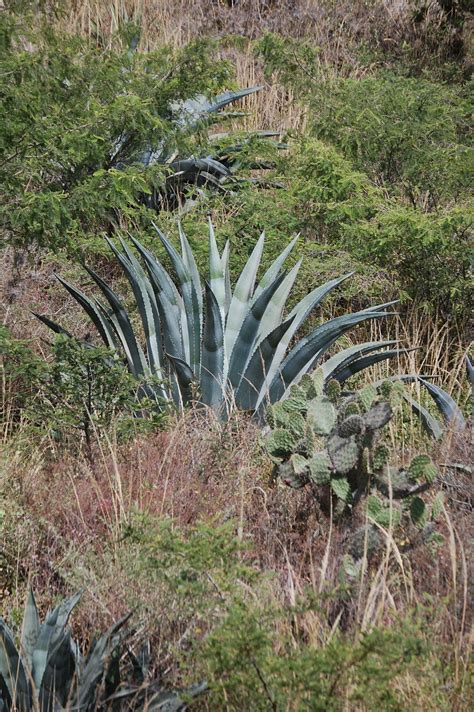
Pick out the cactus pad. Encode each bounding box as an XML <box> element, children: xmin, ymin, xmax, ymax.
<box><xmin>358</xmin><ymin>384</ymin><xmax>377</xmax><ymax>411</ymax></box>
<box><xmin>410</xmin><ymin>496</ymin><xmax>427</xmax><ymax>528</ymax></box>
<box><xmin>277</xmin><ymin>456</ymin><xmax>309</xmax><ymax>488</ymax></box>
<box><xmin>373</xmin><ymin>444</ymin><xmax>390</xmax><ymax>471</ymax></box>
<box><xmin>408</xmin><ymin>455</ymin><xmax>437</xmax><ymax>483</ymax></box>
<box><xmin>330</xmin><ymin>475</ymin><xmax>352</xmax><ymax>502</ymax></box>
<box><xmin>308</xmin><ymin>452</ymin><xmax>331</xmax><ymax>485</ymax></box>
<box><xmin>364</xmin><ymin>401</ymin><xmax>392</xmax><ymax>430</ymax></box>
<box><xmin>299</xmin><ymin>373</ymin><xmax>315</xmax><ymax>399</ymax></box>
<box><xmin>267</xmin><ymin>402</ymin><xmax>289</xmax><ymax>428</ymax></box>
<box><xmin>325</xmin><ymin>378</ymin><xmax>341</xmax><ymax>402</ymax></box>
<box><xmin>366</xmin><ymin>495</ymin><xmax>401</xmax><ymax>527</ymax></box>
<box><xmin>286</xmin><ymin>412</ymin><xmax>306</xmax><ymax>438</ymax></box>
<box><xmin>282</xmin><ymin>392</ymin><xmax>307</xmax><ymax>415</ymax></box>
<box><xmin>307</xmin><ymin>396</ymin><xmax>336</xmax><ymax>435</ymax></box>
<box><xmin>342</xmin><ymin>400</ymin><xmax>360</xmax><ymax>418</ymax></box>
<box><xmin>348</xmin><ymin>525</ymin><xmax>381</xmax><ymax>559</ymax></box>
<box><xmin>310</xmin><ymin>367</ymin><xmax>325</xmax><ymax>397</ymax></box>
<box><xmin>379</xmin><ymin>380</ymin><xmax>394</xmax><ymax>398</ymax></box>
<box><xmin>327</xmin><ymin>434</ymin><xmax>360</xmax><ymax>474</ymax></box>
<box><xmin>338</xmin><ymin>414</ymin><xmax>364</xmax><ymax>437</ymax></box>
<box><xmin>265</xmin><ymin>428</ymin><xmax>296</xmax><ymax>458</ymax></box>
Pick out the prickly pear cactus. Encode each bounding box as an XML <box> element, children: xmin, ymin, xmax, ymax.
<box><xmin>363</xmin><ymin>401</ymin><xmax>392</xmax><ymax>430</ymax></box>
<box><xmin>338</xmin><ymin>414</ymin><xmax>364</xmax><ymax>438</ymax></box>
<box><xmin>263</xmin><ymin>377</ymin><xmax>438</xmax><ymax>530</ymax></box>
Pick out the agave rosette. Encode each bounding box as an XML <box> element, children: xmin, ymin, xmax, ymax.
<box><xmin>36</xmin><ymin>221</ymin><xmax>412</xmax><ymax>420</ymax></box>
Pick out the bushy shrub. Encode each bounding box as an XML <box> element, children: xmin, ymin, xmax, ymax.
<box><xmin>304</xmin><ymin>75</ymin><xmax>473</xmax><ymax>207</ymax></box>
<box><xmin>0</xmin><ymin>11</ymin><xmax>241</xmax><ymax>253</ymax></box>
<box><xmin>345</xmin><ymin>203</ymin><xmax>473</xmax><ymax>313</ymax></box>
<box><xmin>1</xmin><ymin>329</ymin><xmax>163</xmax><ymax>445</ymax></box>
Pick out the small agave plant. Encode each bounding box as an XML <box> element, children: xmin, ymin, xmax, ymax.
<box><xmin>0</xmin><ymin>589</ymin><xmax>205</xmax><ymax>711</ymax></box>
<box><xmin>35</xmin><ymin>221</ymin><xmax>413</xmax><ymax>420</ymax></box>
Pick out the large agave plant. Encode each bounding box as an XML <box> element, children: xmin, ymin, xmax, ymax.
<box><xmin>36</xmin><ymin>222</ymin><xmax>415</xmax><ymax>419</ymax></box>
<box><xmin>0</xmin><ymin>589</ymin><xmax>205</xmax><ymax>711</ymax></box>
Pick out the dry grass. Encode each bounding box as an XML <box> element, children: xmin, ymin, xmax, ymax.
<box><xmin>0</xmin><ymin>406</ymin><xmax>472</xmax><ymax>707</ymax></box>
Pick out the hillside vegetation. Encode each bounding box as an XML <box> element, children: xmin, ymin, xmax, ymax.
<box><xmin>1</xmin><ymin>1</ymin><xmax>472</xmax><ymax>710</ymax></box>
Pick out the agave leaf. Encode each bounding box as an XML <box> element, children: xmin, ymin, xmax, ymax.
<box><xmin>174</xmin><ymin>86</ymin><xmax>262</xmax><ymax>127</ymax></box>
<box><xmin>200</xmin><ymin>283</ymin><xmax>225</xmax><ymax>410</ymax></box>
<box><xmin>166</xmin><ymin>353</ymin><xmax>194</xmax><ymax>406</ymax></box>
<box><xmin>288</xmin><ymin>274</ymin><xmax>355</xmax><ymax>324</ymax></box>
<box><xmin>169</xmin><ymin>157</ymin><xmax>230</xmax><ymax>178</ymax></box>
<box><xmin>31</xmin><ymin>312</ymin><xmax>73</xmax><ymax>338</ymax></box>
<box><xmin>73</xmin><ymin>613</ymin><xmax>131</xmax><ymax>712</ymax></box>
<box><xmin>84</xmin><ymin>267</ymin><xmax>148</xmax><ymax>378</ymax></box>
<box><xmin>321</xmin><ymin>341</ymin><xmax>398</xmax><ymax>380</ymax></box>
<box><xmin>107</xmin><ymin>238</ymin><xmax>164</xmax><ymax>376</ymax></box>
<box><xmin>224</xmin><ymin>232</ymin><xmax>265</xmax><ymax>364</ymax></box>
<box><xmin>208</xmin><ymin>218</ymin><xmax>226</xmax><ymax>321</ymax></box>
<box><xmin>253</xmin><ymin>274</ymin><xmax>354</xmax><ymax>410</ymax></box>
<box><xmin>269</xmin><ymin>310</ymin><xmax>392</xmax><ymax>403</ymax></box>
<box><xmin>333</xmin><ymin>347</ymin><xmax>418</xmax><ymax>384</ymax></box>
<box><xmin>152</xmin><ymin>290</ymin><xmax>184</xmax><ymax>363</ymax></box>
<box><xmin>252</xmin><ymin>235</ymin><xmax>298</xmax><ymax>301</ymax></box>
<box><xmin>220</xmin><ymin>240</ymin><xmax>232</xmax><ymax>315</ymax></box>
<box><xmin>403</xmin><ymin>393</ymin><xmax>444</xmax><ymax>440</ymax></box>
<box><xmin>39</xmin><ymin>629</ymin><xmax>76</xmax><ymax>710</ymax></box>
<box><xmin>153</xmin><ymin>222</ymin><xmax>201</xmax><ymax>374</ymax></box>
<box><xmin>131</xmin><ymin>239</ymin><xmax>186</xmax><ymax>363</ymax></box>
<box><xmin>228</xmin><ymin>271</ymin><xmax>287</xmax><ymax>390</ymax></box>
<box><xmin>54</xmin><ymin>274</ymin><xmax>117</xmax><ymax>350</ymax></box>
<box><xmin>256</xmin><ymin>259</ymin><xmax>302</xmax><ymax>343</ymax></box>
<box><xmin>178</xmin><ymin>223</ymin><xmax>203</xmax><ymax>323</ymax></box>
<box><xmin>418</xmin><ymin>378</ymin><xmax>466</xmax><ymax>429</ymax></box>
<box><xmin>20</xmin><ymin>589</ymin><xmax>40</xmax><ymax>674</ymax></box>
<box><xmin>0</xmin><ymin>620</ymin><xmax>30</xmax><ymax>709</ymax></box>
<box><xmin>32</xmin><ymin>591</ymin><xmax>83</xmax><ymax>694</ymax></box>
<box><xmin>130</xmin><ymin>235</ymin><xmax>189</xmax><ymax>359</ymax></box>
<box><xmin>236</xmin><ymin>314</ymin><xmax>297</xmax><ymax>411</ymax></box>
<box><xmin>129</xmin><ymin>236</ymin><xmax>184</xmax><ymax>313</ymax></box>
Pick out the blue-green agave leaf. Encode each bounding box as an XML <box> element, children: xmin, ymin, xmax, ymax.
<box><xmin>200</xmin><ymin>283</ymin><xmax>225</xmax><ymax>410</ymax></box>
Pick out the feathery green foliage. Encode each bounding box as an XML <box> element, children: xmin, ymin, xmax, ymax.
<box><xmin>0</xmin><ymin>12</ymin><xmax>275</xmax><ymax>253</ymax></box>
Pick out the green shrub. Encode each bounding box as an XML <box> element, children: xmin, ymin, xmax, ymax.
<box><xmin>304</xmin><ymin>74</ymin><xmax>473</xmax><ymax>206</ymax></box>
<box><xmin>1</xmin><ymin>11</ymin><xmax>267</xmax><ymax>254</ymax></box>
<box><xmin>345</xmin><ymin>203</ymin><xmax>473</xmax><ymax>313</ymax></box>
<box><xmin>0</xmin><ymin>329</ymin><xmax>163</xmax><ymax>445</ymax></box>
<box><xmin>116</xmin><ymin>515</ymin><xmax>451</xmax><ymax>710</ymax></box>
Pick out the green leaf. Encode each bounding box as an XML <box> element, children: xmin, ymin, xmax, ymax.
<box><xmin>269</xmin><ymin>309</ymin><xmax>393</xmax><ymax>403</ymax></box>
<box><xmin>227</xmin><ymin>271</ymin><xmax>287</xmax><ymax>390</ymax></box>
<box><xmin>366</xmin><ymin>495</ymin><xmax>401</xmax><ymax>527</ymax></box>
<box><xmin>224</xmin><ymin>232</ymin><xmax>265</xmax><ymax>366</ymax></box>
<box><xmin>0</xmin><ymin>620</ymin><xmax>30</xmax><ymax>708</ymax></box>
